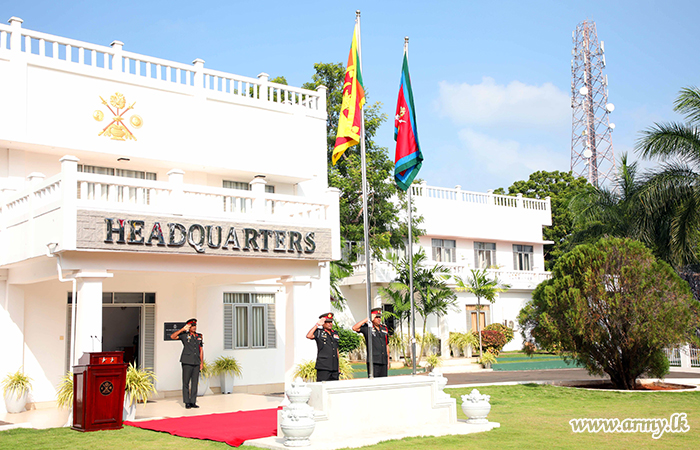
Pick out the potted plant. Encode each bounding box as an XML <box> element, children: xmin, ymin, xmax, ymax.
<box><xmin>213</xmin><ymin>356</ymin><xmax>242</xmax><ymax>394</ymax></box>
<box><xmin>292</xmin><ymin>356</ymin><xmax>356</xmax><ymax>382</ymax></box>
<box><xmin>56</xmin><ymin>372</ymin><xmax>73</xmax><ymax>426</ymax></box>
<box><xmin>197</xmin><ymin>359</ymin><xmax>213</xmax><ymax>397</ymax></box>
<box><xmin>2</xmin><ymin>368</ymin><xmax>32</xmax><ymax>413</ymax></box>
<box><xmin>425</xmin><ymin>354</ymin><xmax>443</xmax><ymax>373</ymax></box>
<box><xmin>448</xmin><ymin>332</ymin><xmax>462</xmax><ymax>358</ymax></box>
<box><xmin>123</xmin><ymin>363</ymin><xmax>157</xmax><ymax>421</ymax></box>
<box><xmin>478</xmin><ymin>350</ymin><xmax>498</xmax><ymax>369</ymax></box>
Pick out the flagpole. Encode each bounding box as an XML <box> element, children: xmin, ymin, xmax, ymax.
<box><xmin>403</xmin><ymin>36</ymin><xmax>417</xmax><ymax>376</ymax></box>
<box><xmin>356</xmin><ymin>10</ymin><xmax>374</xmax><ymax>378</ymax></box>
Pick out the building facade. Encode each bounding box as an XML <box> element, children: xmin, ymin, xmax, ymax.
<box><xmin>338</xmin><ymin>182</ymin><xmax>552</xmax><ymax>355</ymax></box>
<box><xmin>0</xmin><ymin>18</ymin><xmax>338</xmax><ymax>411</ymax></box>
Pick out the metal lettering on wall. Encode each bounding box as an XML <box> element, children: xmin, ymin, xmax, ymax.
<box><xmin>76</xmin><ymin>210</ymin><xmax>331</xmax><ymax>260</ymax></box>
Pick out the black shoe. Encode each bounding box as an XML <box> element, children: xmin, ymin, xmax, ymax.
<box><xmin>185</xmin><ymin>403</ymin><xmax>192</xmax><ymax>409</ymax></box>
<box><xmin>191</xmin><ymin>403</ymin><xmax>200</xmax><ymax>408</ymax></box>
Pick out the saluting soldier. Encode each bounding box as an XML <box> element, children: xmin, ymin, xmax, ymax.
<box><xmin>170</xmin><ymin>318</ymin><xmax>204</xmax><ymax>409</ymax></box>
<box><xmin>306</xmin><ymin>312</ymin><xmax>340</xmax><ymax>381</ymax></box>
<box><xmin>352</xmin><ymin>307</ymin><xmax>390</xmax><ymax>377</ymax></box>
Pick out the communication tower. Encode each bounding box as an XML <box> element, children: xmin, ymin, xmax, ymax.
<box><xmin>570</xmin><ymin>20</ymin><xmax>616</xmax><ymax>187</ymax></box>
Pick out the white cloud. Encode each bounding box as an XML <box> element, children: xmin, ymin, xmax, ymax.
<box><xmin>458</xmin><ymin>129</ymin><xmax>569</xmax><ymax>179</ymax></box>
<box><xmin>437</xmin><ymin>77</ymin><xmax>570</xmax><ymax>129</ymax></box>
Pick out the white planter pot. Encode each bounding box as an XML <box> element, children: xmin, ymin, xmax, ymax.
<box><xmin>123</xmin><ymin>393</ymin><xmax>136</xmax><ymax>421</ymax></box>
<box><xmin>280</xmin><ymin>378</ymin><xmax>315</xmax><ymax>447</ymax></box>
<box><xmin>220</xmin><ymin>373</ymin><xmax>234</xmax><ymax>394</ymax></box>
<box><xmin>461</xmin><ymin>389</ymin><xmax>491</xmax><ymax>424</ymax></box>
<box><xmin>451</xmin><ymin>345</ymin><xmax>461</xmax><ymax>358</ymax></box>
<box><xmin>4</xmin><ymin>390</ymin><xmax>28</xmax><ymax>413</ymax></box>
<box><xmin>197</xmin><ymin>376</ymin><xmax>209</xmax><ymax>396</ymax></box>
<box><xmin>466</xmin><ymin>346</ymin><xmax>473</xmax><ymax>358</ymax></box>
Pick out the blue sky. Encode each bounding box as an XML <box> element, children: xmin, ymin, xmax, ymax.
<box><xmin>3</xmin><ymin>0</ymin><xmax>698</xmax><ymax>192</ymax></box>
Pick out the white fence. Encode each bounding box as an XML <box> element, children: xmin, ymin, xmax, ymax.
<box><xmin>0</xmin><ymin>18</ymin><xmax>323</xmax><ymax>114</ymax></box>
<box><xmin>664</xmin><ymin>345</ymin><xmax>699</xmax><ymax>368</ymax></box>
<box><xmin>411</xmin><ymin>183</ymin><xmax>550</xmax><ymax>212</ymax></box>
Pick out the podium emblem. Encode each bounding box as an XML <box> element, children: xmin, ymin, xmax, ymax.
<box><xmin>99</xmin><ymin>381</ymin><xmax>114</xmax><ymax>396</ymax></box>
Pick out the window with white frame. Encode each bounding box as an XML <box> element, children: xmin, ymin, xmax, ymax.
<box><xmin>513</xmin><ymin>244</ymin><xmax>534</xmax><ymax>271</ymax></box>
<box><xmin>223</xmin><ymin>293</ymin><xmax>276</xmax><ymax>349</ymax></box>
<box><xmin>432</xmin><ymin>239</ymin><xmax>456</xmax><ymax>263</ymax></box>
<box><xmin>222</xmin><ymin>181</ymin><xmax>275</xmax><ymax>213</ymax></box>
<box><xmin>474</xmin><ymin>242</ymin><xmax>496</xmax><ymax>269</ymax></box>
<box><xmin>77</xmin><ymin>164</ymin><xmax>157</xmax><ymax>203</ymax></box>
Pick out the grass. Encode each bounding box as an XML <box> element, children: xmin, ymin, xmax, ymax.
<box><xmin>1</xmin><ymin>384</ymin><xmax>698</xmax><ymax>449</ymax></box>
<box><xmin>492</xmin><ymin>350</ymin><xmax>582</xmax><ymax>371</ymax></box>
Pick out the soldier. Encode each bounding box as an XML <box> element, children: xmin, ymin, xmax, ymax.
<box><xmin>352</xmin><ymin>307</ymin><xmax>390</xmax><ymax>377</ymax></box>
<box><xmin>306</xmin><ymin>312</ymin><xmax>340</xmax><ymax>381</ymax></box>
<box><xmin>170</xmin><ymin>318</ymin><xmax>204</xmax><ymax>409</ymax></box>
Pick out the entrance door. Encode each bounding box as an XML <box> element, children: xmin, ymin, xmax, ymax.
<box><xmin>66</xmin><ymin>292</ymin><xmax>155</xmax><ymax>372</ymax></box>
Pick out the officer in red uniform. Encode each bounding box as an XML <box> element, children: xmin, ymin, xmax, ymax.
<box><xmin>352</xmin><ymin>307</ymin><xmax>389</xmax><ymax>377</ymax></box>
<box><xmin>306</xmin><ymin>312</ymin><xmax>340</xmax><ymax>381</ymax></box>
<box><xmin>170</xmin><ymin>318</ymin><xmax>204</xmax><ymax>409</ymax></box>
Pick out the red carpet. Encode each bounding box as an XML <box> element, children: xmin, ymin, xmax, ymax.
<box><xmin>125</xmin><ymin>407</ymin><xmax>281</xmax><ymax>447</ymax></box>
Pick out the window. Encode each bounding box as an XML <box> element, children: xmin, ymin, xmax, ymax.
<box><xmin>432</xmin><ymin>239</ymin><xmax>456</xmax><ymax>262</ymax></box>
<box><xmin>513</xmin><ymin>244</ymin><xmax>534</xmax><ymax>271</ymax></box>
<box><xmin>466</xmin><ymin>305</ymin><xmax>490</xmax><ymax>331</ymax></box>
<box><xmin>223</xmin><ymin>293</ymin><xmax>276</xmax><ymax>349</ymax></box>
<box><xmin>222</xmin><ymin>181</ymin><xmax>275</xmax><ymax>213</ymax></box>
<box><xmin>474</xmin><ymin>242</ymin><xmax>496</xmax><ymax>269</ymax></box>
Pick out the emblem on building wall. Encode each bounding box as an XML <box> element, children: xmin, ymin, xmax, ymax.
<box><xmin>93</xmin><ymin>92</ymin><xmax>143</xmax><ymax>141</ymax></box>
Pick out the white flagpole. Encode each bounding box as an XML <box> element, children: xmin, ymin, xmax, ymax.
<box><xmin>403</xmin><ymin>37</ymin><xmax>417</xmax><ymax>376</ymax></box>
<box><xmin>356</xmin><ymin>10</ymin><xmax>374</xmax><ymax>378</ymax></box>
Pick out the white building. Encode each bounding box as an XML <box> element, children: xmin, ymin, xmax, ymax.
<box><xmin>0</xmin><ymin>18</ymin><xmax>338</xmax><ymax>411</ymax></box>
<box><xmin>339</xmin><ymin>182</ymin><xmax>552</xmax><ymax>354</ymax></box>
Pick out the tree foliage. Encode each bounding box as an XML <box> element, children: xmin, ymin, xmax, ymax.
<box><xmin>495</xmin><ymin>170</ymin><xmax>591</xmax><ymax>270</ymax></box>
<box><xmin>519</xmin><ymin>237</ymin><xmax>699</xmax><ymax>390</ymax></box>
<box><xmin>635</xmin><ymin>86</ymin><xmax>700</xmax><ymax>268</ymax></box>
<box><xmin>302</xmin><ymin>62</ymin><xmax>422</xmax><ymax>251</ymax></box>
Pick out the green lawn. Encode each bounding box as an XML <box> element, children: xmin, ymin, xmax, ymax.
<box><xmin>2</xmin><ymin>384</ymin><xmax>698</xmax><ymax>449</ymax></box>
<box><xmin>492</xmin><ymin>351</ymin><xmax>582</xmax><ymax>371</ymax></box>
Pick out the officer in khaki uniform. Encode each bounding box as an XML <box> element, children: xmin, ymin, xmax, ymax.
<box><xmin>352</xmin><ymin>307</ymin><xmax>389</xmax><ymax>377</ymax></box>
<box><xmin>170</xmin><ymin>318</ymin><xmax>204</xmax><ymax>408</ymax></box>
<box><xmin>306</xmin><ymin>312</ymin><xmax>340</xmax><ymax>381</ymax></box>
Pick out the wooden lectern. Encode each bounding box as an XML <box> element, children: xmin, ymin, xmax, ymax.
<box><xmin>72</xmin><ymin>351</ymin><xmax>128</xmax><ymax>432</ymax></box>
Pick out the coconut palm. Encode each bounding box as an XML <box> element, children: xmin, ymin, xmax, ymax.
<box><xmin>635</xmin><ymin>86</ymin><xmax>700</xmax><ymax>268</ymax></box>
<box><xmin>455</xmin><ymin>269</ymin><xmax>510</xmax><ymax>360</ymax></box>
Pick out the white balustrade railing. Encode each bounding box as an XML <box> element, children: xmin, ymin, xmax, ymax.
<box><xmin>411</xmin><ymin>183</ymin><xmax>550</xmax><ymax>212</ymax></box>
<box><xmin>691</xmin><ymin>347</ymin><xmax>700</xmax><ymax>368</ymax></box>
<box><xmin>664</xmin><ymin>347</ymin><xmax>681</xmax><ymax>367</ymax></box>
<box><xmin>1</xmin><ymin>171</ymin><xmax>333</xmax><ymax>229</ymax></box>
<box><xmin>0</xmin><ymin>19</ymin><xmax>323</xmax><ymax>112</ymax></box>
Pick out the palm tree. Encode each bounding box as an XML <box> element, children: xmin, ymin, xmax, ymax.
<box><xmin>385</xmin><ymin>251</ymin><xmax>457</xmax><ymax>363</ymax></box>
<box><xmin>635</xmin><ymin>86</ymin><xmax>700</xmax><ymax>268</ymax></box>
<box><xmin>456</xmin><ymin>269</ymin><xmax>510</xmax><ymax>360</ymax></box>
<box><xmin>378</xmin><ymin>282</ymin><xmax>412</xmax><ymax>359</ymax></box>
<box><xmin>330</xmin><ymin>260</ymin><xmax>353</xmax><ymax>310</ymax></box>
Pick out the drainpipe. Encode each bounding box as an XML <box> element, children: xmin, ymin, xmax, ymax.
<box><xmin>46</xmin><ymin>243</ymin><xmax>77</xmax><ymax>370</ymax></box>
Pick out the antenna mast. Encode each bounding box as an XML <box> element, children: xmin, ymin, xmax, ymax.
<box><xmin>570</xmin><ymin>20</ymin><xmax>616</xmax><ymax>187</ymax></box>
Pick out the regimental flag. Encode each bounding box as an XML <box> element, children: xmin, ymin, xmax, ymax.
<box><xmin>333</xmin><ymin>24</ymin><xmax>366</xmax><ymax>165</ymax></box>
<box><xmin>393</xmin><ymin>50</ymin><xmax>423</xmax><ymax>191</ymax></box>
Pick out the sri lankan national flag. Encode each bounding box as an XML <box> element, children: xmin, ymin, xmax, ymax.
<box><xmin>332</xmin><ymin>24</ymin><xmax>366</xmax><ymax>165</ymax></box>
<box><xmin>394</xmin><ymin>49</ymin><xmax>423</xmax><ymax>191</ymax></box>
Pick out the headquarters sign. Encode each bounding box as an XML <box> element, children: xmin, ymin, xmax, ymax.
<box><xmin>76</xmin><ymin>210</ymin><xmax>331</xmax><ymax>260</ymax></box>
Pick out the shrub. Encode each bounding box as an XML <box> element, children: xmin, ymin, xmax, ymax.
<box><xmin>425</xmin><ymin>354</ymin><xmax>442</xmax><ymax>371</ymax></box>
<box><xmin>522</xmin><ymin>341</ymin><xmax>537</xmax><ymax>357</ymax></box>
<box><xmin>292</xmin><ymin>356</ymin><xmax>355</xmax><ymax>382</ymax></box>
<box><xmin>519</xmin><ymin>237</ymin><xmax>700</xmax><ymax>390</ymax></box>
<box><xmin>484</xmin><ymin>323</ymin><xmax>514</xmax><ymax>344</ymax></box>
<box><xmin>337</xmin><ymin>326</ymin><xmax>361</xmax><ymax>354</ymax></box>
<box><xmin>480</xmin><ymin>329</ymin><xmax>507</xmax><ymax>356</ymax></box>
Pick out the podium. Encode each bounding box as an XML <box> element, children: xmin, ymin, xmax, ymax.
<box><xmin>72</xmin><ymin>351</ymin><xmax>128</xmax><ymax>432</ymax></box>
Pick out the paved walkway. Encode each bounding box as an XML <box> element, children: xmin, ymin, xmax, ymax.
<box><xmin>445</xmin><ymin>367</ymin><xmax>700</xmax><ymax>387</ymax></box>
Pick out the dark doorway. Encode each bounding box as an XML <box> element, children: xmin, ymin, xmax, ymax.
<box><xmin>102</xmin><ymin>306</ymin><xmax>141</xmax><ymax>366</ymax></box>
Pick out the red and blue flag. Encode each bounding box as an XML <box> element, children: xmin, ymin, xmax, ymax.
<box><xmin>393</xmin><ymin>50</ymin><xmax>423</xmax><ymax>191</ymax></box>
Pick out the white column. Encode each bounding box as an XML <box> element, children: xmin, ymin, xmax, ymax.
<box><xmin>60</xmin><ymin>155</ymin><xmax>79</xmax><ymax>250</ymax></box>
<box><xmin>0</xmin><ymin>274</ymin><xmax>24</xmax><ymax>414</ymax></box>
<box><xmin>258</xmin><ymin>72</ymin><xmax>269</xmax><ymax>101</ymax></box>
<box><xmin>192</xmin><ymin>58</ymin><xmax>205</xmax><ymax>94</ymax></box>
<box><xmin>316</xmin><ymin>85</ymin><xmax>327</xmax><ymax>112</ymax></box>
<box><xmin>326</xmin><ymin>187</ymin><xmax>341</xmax><ymax>260</ymax></box>
<box><xmin>73</xmin><ymin>271</ymin><xmax>113</xmax><ymax>364</ymax></box>
<box><xmin>280</xmin><ymin>274</ymin><xmax>330</xmax><ymax>384</ymax></box>
<box><xmin>250</xmin><ymin>175</ymin><xmax>267</xmax><ymax>218</ymax></box>
<box><xmin>7</xmin><ymin>17</ymin><xmax>27</xmax><ymax>143</ymax></box>
<box><xmin>167</xmin><ymin>169</ymin><xmax>185</xmax><ymax>216</ymax></box>
<box><xmin>110</xmin><ymin>40</ymin><xmax>123</xmax><ymax>74</ymax></box>
<box><xmin>439</xmin><ymin>315</ymin><xmax>450</xmax><ymax>359</ymax></box>
<box><xmin>680</xmin><ymin>344</ymin><xmax>692</xmax><ymax>369</ymax></box>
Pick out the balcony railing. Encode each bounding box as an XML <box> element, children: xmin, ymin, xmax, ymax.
<box><xmin>411</xmin><ymin>182</ymin><xmax>550</xmax><ymax>212</ymax></box>
<box><xmin>0</xmin><ymin>18</ymin><xmax>325</xmax><ymax>116</ymax></box>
